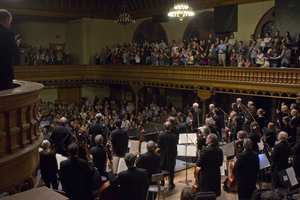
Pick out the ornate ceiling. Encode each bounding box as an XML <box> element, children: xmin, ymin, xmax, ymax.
<box><xmin>0</xmin><ymin>0</ymin><xmax>273</xmax><ymax>22</ymax></box>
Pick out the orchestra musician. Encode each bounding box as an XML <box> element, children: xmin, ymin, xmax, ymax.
<box><xmin>157</xmin><ymin>121</ymin><xmax>177</xmax><ymax>190</ymax></box>
<box><xmin>192</xmin><ymin>103</ymin><xmax>203</xmax><ymax>130</ymax></box>
<box><xmin>234</xmin><ymin>139</ymin><xmax>260</xmax><ymax>200</ymax></box>
<box><xmin>235</xmin><ymin>131</ymin><xmax>246</xmax><ymax>154</ymax></box>
<box><xmin>60</xmin><ymin>143</ymin><xmax>95</xmax><ymax>200</ymax></box>
<box><xmin>196</xmin><ymin>133</ymin><xmax>223</xmax><ymax>197</ymax></box>
<box><xmin>186</xmin><ymin>112</ymin><xmax>193</xmax><ymax>132</ymax></box>
<box><xmin>89</xmin><ymin>113</ymin><xmax>105</xmax><ymax>146</ymax></box>
<box><xmin>228</xmin><ymin>115</ymin><xmax>241</xmax><ymax>142</ymax></box>
<box><xmin>249</xmin><ymin>122</ymin><xmax>261</xmax><ymax>153</ymax></box>
<box><xmin>225</xmin><ymin>111</ymin><xmax>237</xmax><ymax>142</ymax></box>
<box><xmin>108</xmin><ymin>153</ymin><xmax>149</xmax><ymax>200</ymax></box>
<box><xmin>110</xmin><ymin>119</ymin><xmax>128</xmax><ymax>157</ymax></box>
<box><xmin>270</xmin><ymin>131</ymin><xmax>292</xmax><ymax>189</ymax></box>
<box><xmin>90</xmin><ymin>134</ymin><xmax>107</xmax><ymax>177</ymax></box>
<box><xmin>206</xmin><ymin>104</ymin><xmax>215</xmax><ymax>118</ymax></box>
<box><xmin>197</xmin><ymin>126</ymin><xmax>210</xmax><ymax>150</ymax></box>
<box><xmin>77</xmin><ymin>127</ymin><xmax>92</xmax><ymax>160</ymax></box>
<box><xmin>212</xmin><ymin>108</ymin><xmax>222</xmax><ymax>138</ymax></box>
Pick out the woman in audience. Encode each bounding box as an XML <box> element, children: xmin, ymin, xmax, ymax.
<box><xmin>201</xmin><ymin>51</ymin><xmax>209</xmax><ymax>66</ymax></box>
<box><xmin>257</xmin><ymin>33</ymin><xmax>263</xmax><ymax>47</ymax></box>
<box><xmin>245</xmin><ymin>57</ymin><xmax>252</xmax><ymax>67</ymax></box>
<box><xmin>186</xmin><ymin>51</ymin><xmax>194</xmax><ymax>65</ymax></box>
<box><xmin>135</xmin><ymin>51</ymin><xmax>141</xmax><ymax>65</ymax></box>
<box><xmin>129</xmin><ymin>52</ymin><xmax>135</xmax><ymax>65</ymax></box>
<box><xmin>194</xmin><ymin>50</ymin><xmax>201</xmax><ymax>66</ymax></box>
<box><xmin>208</xmin><ymin>48</ymin><xmax>217</xmax><ymax>66</ymax></box>
<box><xmin>263</xmin><ymin>32</ymin><xmax>272</xmax><ymax>53</ymax></box>
<box><xmin>159</xmin><ymin>49</ymin><xmax>164</xmax><ymax>66</ymax></box>
<box><xmin>230</xmin><ymin>48</ymin><xmax>238</xmax><ymax>67</ymax></box>
<box><xmin>255</xmin><ymin>48</ymin><xmax>264</xmax><ymax>67</ymax></box>
<box><xmin>263</xmin><ymin>48</ymin><xmax>272</xmax><ymax>67</ymax></box>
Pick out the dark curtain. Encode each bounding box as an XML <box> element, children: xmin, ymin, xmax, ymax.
<box><xmin>214</xmin><ymin>4</ymin><xmax>238</xmax><ymax>33</ymax></box>
<box><xmin>275</xmin><ymin>0</ymin><xmax>300</xmax><ymax>41</ymax></box>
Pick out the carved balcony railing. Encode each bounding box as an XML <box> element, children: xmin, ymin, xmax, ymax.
<box><xmin>0</xmin><ymin>80</ymin><xmax>44</xmax><ymax>194</ymax></box>
<box><xmin>15</xmin><ymin>65</ymin><xmax>300</xmax><ymax>99</ymax></box>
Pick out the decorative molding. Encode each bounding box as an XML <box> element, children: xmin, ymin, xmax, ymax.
<box><xmin>14</xmin><ymin>65</ymin><xmax>300</xmax><ymax>99</ymax></box>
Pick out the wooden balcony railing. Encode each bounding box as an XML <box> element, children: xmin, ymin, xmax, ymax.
<box><xmin>15</xmin><ymin>65</ymin><xmax>300</xmax><ymax>99</ymax></box>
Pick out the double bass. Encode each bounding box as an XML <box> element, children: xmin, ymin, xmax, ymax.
<box><xmin>98</xmin><ymin>142</ymin><xmax>118</xmax><ymax>200</ymax></box>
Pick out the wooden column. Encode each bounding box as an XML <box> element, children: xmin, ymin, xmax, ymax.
<box><xmin>196</xmin><ymin>90</ymin><xmax>213</xmax><ymax>123</ymax></box>
<box><xmin>130</xmin><ymin>84</ymin><xmax>143</xmax><ymax>116</ymax></box>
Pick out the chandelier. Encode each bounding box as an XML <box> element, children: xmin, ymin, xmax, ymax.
<box><xmin>168</xmin><ymin>0</ymin><xmax>194</xmax><ymax>22</ymax></box>
<box><xmin>114</xmin><ymin>0</ymin><xmax>135</xmax><ymax>28</ymax></box>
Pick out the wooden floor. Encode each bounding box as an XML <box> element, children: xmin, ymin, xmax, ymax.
<box><xmin>162</xmin><ymin>167</ymin><xmax>239</xmax><ymax>200</ymax></box>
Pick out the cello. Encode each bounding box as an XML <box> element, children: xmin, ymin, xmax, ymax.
<box><xmin>226</xmin><ymin>139</ymin><xmax>238</xmax><ymax>192</ymax></box>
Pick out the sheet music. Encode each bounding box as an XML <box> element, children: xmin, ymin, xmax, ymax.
<box><xmin>112</xmin><ymin>156</ymin><xmax>120</xmax><ymax>173</ymax></box>
<box><xmin>258</xmin><ymin>153</ymin><xmax>270</xmax><ymax>169</ymax></box>
<box><xmin>220</xmin><ymin>161</ymin><xmax>227</xmax><ymax>176</ymax></box>
<box><xmin>286</xmin><ymin>167</ymin><xmax>298</xmax><ymax>186</ymax></box>
<box><xmin>117</xmin><ymin>157</ymin><xmax>127</xmax><ymax>174</ymax></box>
<box><xmin>186</xmin><ymin>145</ymin><xmax>197</xmax><ymax>157</ymax></box>
<box><xmin>177</xmin><ymin>145</ymin><xmax>187</xmax><ymax>156</ymax></box>
<box><xmin>179</xmin><ymin>133</ymin><xmax>197</xmax><ymax>144</ymax></box>
<box><xmin>140</xmin><ymin>142</ymin><xmax>147</xmax><ymax>154</ymax></box>
<box><xmin>129</xmin><ymin>140</ymin><xmax>139</xmax><ymax>154</ymax></box>
<box><xmin>258</xmin><ymin>141</ymin><xmax>264</xmax><ymax>151</ymax></box>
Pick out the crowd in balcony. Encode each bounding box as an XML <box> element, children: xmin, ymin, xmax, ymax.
<box><xmin>96</xmin><ymin>30</ymin><xmax>300</xmax><ymax>68</ymax></box>
<box><xmin>18</xmin><ymin>43</ymin><xmax>69</xmax><ymax>65</ymax></box>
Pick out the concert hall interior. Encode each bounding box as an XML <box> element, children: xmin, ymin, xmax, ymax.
<box><xmin>1</xmin><ymin>0</ymin><xmax>300</xmax><ymax>199</ymax></box>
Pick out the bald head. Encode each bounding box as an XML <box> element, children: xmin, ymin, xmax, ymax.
<box><xmin>165</xmin><ymin>121</ymin><xmax>172</xmax><ymax>131</ymax></box>
<box><xmin>60</xmin><ymin>117</ymin><xmax>67</xmax><ymax>125</ymax></box>
<box><xmin>236</xmin><ymin>98</ymin><xmax>242</xmax><ymax>104</ymax></box>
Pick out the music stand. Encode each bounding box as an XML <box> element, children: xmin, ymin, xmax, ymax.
<box><xmin>258</xmin><ymin>153</ymin><xmax>271</xmax><ymax>189</ymax></box>
<box><xmin>178</xmin><ymin>133</ymin><xmax>197</xmax><ymax>186</ymax></box>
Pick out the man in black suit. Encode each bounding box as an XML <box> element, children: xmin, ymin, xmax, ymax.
<box><xmin>108</xmin><ymin>153</ymin><xmax>149</xmax><ymax>200</ymax></box>
<box><xmin>271</xmin><ymin>131</ymin><xmax>292</xmax><ymax>189</ymax></box>
<box><xmin>50</xmin><ymin>117</ymin><xmax>73</xmax><ymax>156</ymax></box>
<box><xmin>192</xmin><ymin>103</ymin><xmax>203</xmax><ymax>129</ymax></box>
<box><xmin>89</xmin><ymin>113</ymin><xmax>105</xmax><ymax>146</ymax></box>
<box><xmin>110</xmin><ymin>119</ymin><xmax>128</xmax><ymax>157</ymax></box>
<box><xmin>234</xmin><ymin>139</ymin><xmax>260</xmax><ymax>200</ymax></box>
<box><xmin>60</xmin><ymin>143</ymin><xmax>95</xmax><ymax>200</ymax></box>
<box><xmin>0</xmin><ymin>9</ymin><xmax>21</xmax><ymax>91</ymax></box>
<box><xmin>157</xmin><ymin>121</ymin><xmax>177</xmax><ymax>189</ymax></box>
<box><xmin>136</xmin><ymin>140</ymin><xmax>161</xmax><ymax>184</ymax></box>
<box><xmin>169</xmin><ymin>117</ymin><xmax>180</xmax><ymax>142</ymax></box>
<box><xmin>90</xmin><ymin>134</ymin><xmax>107</xmax><ymax>176</ymax></box>
<box><xmin>196</xmin><ymin>133</ymin><xmax>223</xmax><ymax>197</ymax></box>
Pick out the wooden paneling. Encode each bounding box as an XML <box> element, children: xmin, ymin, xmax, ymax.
<box><xmin>58</xmin><ymin>86</ymin><xmax>82</xmax><ymax>107</ymax></box>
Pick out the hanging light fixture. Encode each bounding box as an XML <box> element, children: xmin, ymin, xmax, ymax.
<box><xmin>114</xmin><ymin>0</ymin><xmax>135</xmax><ymax>28</ymax></box>
<box><xmin>168</xmin><ymin>0</ymin><xmax>195</xmax><ymax>22</ymax></box>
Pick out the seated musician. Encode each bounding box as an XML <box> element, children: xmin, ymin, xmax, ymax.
<box><xmin>60</xmin><ymin>143</ymin><xmax>95</xmax><ymax>200</ymax></box>
<box><xmin>235</xmin><ymin>131</ymin><xmax>246</xmax><ymax>154</ymax></box>
<box><xmin>108</xmin><ymin>153</ymin><xmax>149</xmax><ymax>200</ymax></box>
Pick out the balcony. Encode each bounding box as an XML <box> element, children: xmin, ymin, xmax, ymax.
<box><xmin>15</xmin><ymin>65</ymin><xmax>300</xmax><ymax>100</ymax></box>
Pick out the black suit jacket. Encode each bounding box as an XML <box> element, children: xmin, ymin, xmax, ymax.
<box><xmin>292</xmin><ymin>139</ymin><xmax>300</xmax><ymax>177</ymax></box>
<box><xmin>0</xmin><ymin>23</ymin><xmax>19</xmax><ymax>80</ymax></box>
<box><xmin>157</xmin><ymin>131</ymin><xmax>177</xmax><ymax>170</ymax></box>
<box><xmin>109</xmin><ymin>167</ymin><xmax>149</xmax><ymax>200</ymax></box>
<box><xmin>89</xmin><ymin>122</ymin><xmax>105</xmax><ymax>146</ymax></box>
<box><xmin>196</xmin><ymin>144</ymin><xmax>223</xmax><ymax>197</ymax></box>
<box><xmin>234</xmin><ymin>150</ymin><xmax>259</xmax><ymax>200</ymax></box>
<box><xmin>60</xmin><ymin>157</ymin><xmax>95</xmax><ymax>200</ymax></box>
<box><xmin>136</xmin><ymin>151</ymin><xmax>161</xmax><ymax>184</ymax></box>
<box><xmin>271</xmin><ymin>141</ymin><xmax>292</xmax><ymax>175</ymax></box>
<box><xmin>90</xmin><ymin>145</ymin><xmax>107</xmax><ymax>175</ymax></box>
<box><xmin>193</xmin><ymin>108</ymin><xmax>203</xmax><ymax>128</ymax></box>
<box><xmin>110</xmin><ymin>128</ymin><xmax>128</xmax><ymax>157</ymax></box>
<box><xmin>50</xmin><ymin>125</ymin><xmax>72</xmax><ymax>156</ymax></box>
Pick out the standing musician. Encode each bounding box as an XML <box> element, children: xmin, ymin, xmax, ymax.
<box><xmin>228</xmin><ymin>116</ymin><xmax>242</xmax><ymax>142</ymax></box>
<box><xmin>77</xmin><ymin>127</ymin><xmax>92</xmax><ymax>160</ymax></box>
<box><xmin>236</xmin><ymin>98</ymin><xmax>244</xmax><ymax>118</ymax></box>
<box><xmin>108</xmin><ymin>153</ymin><xmax>149</xmax><ymax>200</ymax></box>
<box><xmin>110</xmin><ymin>119</ymin><xmax>128</xmax><ymax>157</ymax></box>
<box><xmin>270</xmin><ymin>131</ymin><xmax>292</xmax><ymax>189</ymax></box>
<box><xmin>157</xmin><ymin>121</ymin><xmax>177</xmax><ymax>190</ymax></box>
<box><xmin>206</xmin><ymin>104</ymin><xmax>215</xmax><ymax>118</ymax></box>
<box><xmin>235</xmin><ymin>131</ymin><xmax>246</xmax><ymax>154</ymax></box>
<box><xmin>196</xmin><ymin>133</ymin><xmax>223</xmax><ymax>197</ymax></box>
<box><xmin>90</xmin><ymin>134</ymin><xmax>107</xmax><ymax>177</ymax></box>
<box><xmin>249</xmin><ymin>122</ymin><xmax>261</xmax><ymax>153</ymax></box>
<box><xmin>212</xmin><ymin>108</ymin><xmax>222</xmax><ymax>138</ymax></box>
<box><xmin>234</xmin><ymin>139</ymin><xmax>260</xmax><ymax>200</ymax></box>
<box><xmin>89</xmin><ymin>113</ymin><xmax>105</xmax><ymax>146</ymax></box>
<box><xmin>50</xmin><ymin>117</ymin><xmax>73</xmax><ymax>156</ymax></box>
<box><xmin>186</xmin><ymin>112</ymin><xmax>194</xmax><ymax>132</ymax></box>
<box><xmin>60</xmin><ymin>143</ymin><xmax>95</xmax><ymax>200</ymax></box>
<box><xmin>197</xmin><ymin>126</ymin><xmax>210</xmax><ymax>150</ymax></box>
<box><xmin>169</xmin><ymin>116</ymin><xmax>180</xmax><ymax>142</ymax></box>
<box><xmin>225</xmin><ymin>111</ymin><xmax>237</xmax><ymax>142</ymax></box>
<box><xmin>244</xmin><ymin>101</ymin><xmax>257</xmax><ymax>133</ymax></box>
<box><xmin>136</xmin><ymin>140</ymin><xmax>160</xmax><ymax>184</ymax></box>
<box><xmin>192</xmin><ymin>103</ymin><xmax>203</xmax><ymax>130</ymax></box>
